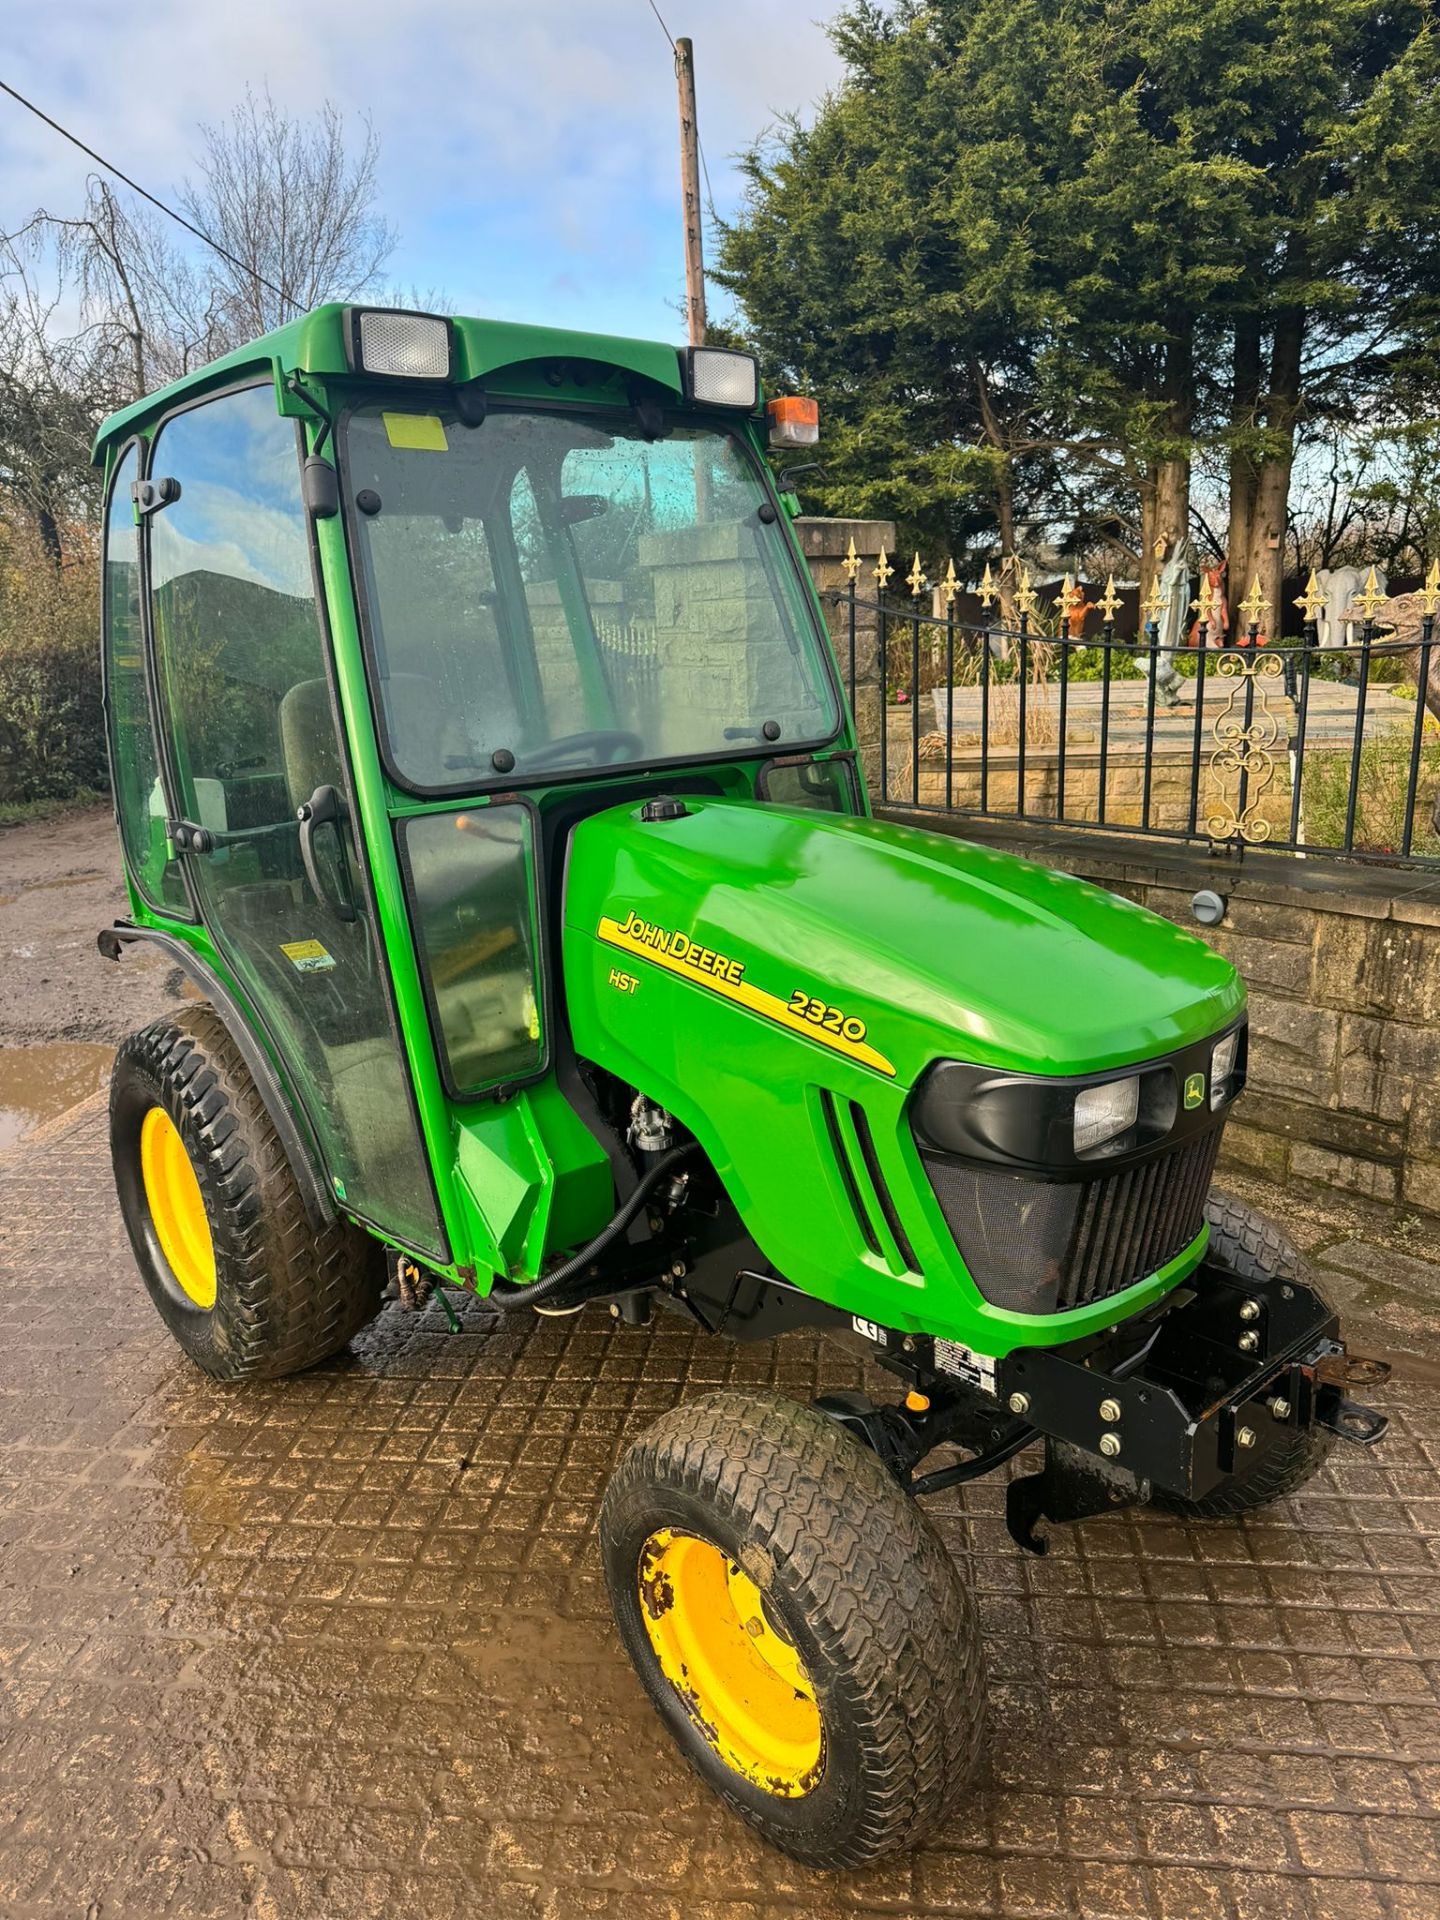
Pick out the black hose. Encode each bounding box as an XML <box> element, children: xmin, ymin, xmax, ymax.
<box><xmin>487</xmin><ymin>1142</ymin><xmax>700</xmax><ymax>1309</ymax></box>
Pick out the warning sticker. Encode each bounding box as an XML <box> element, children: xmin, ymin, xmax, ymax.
<box><xmin>280</xmin><ymin>938</ymin><xmax>337</xmax><ymax>974</ymax></box>
<box><xmin>932</xmin><ymin>1338</ymin><xmax>998</xmax><ymax>1396</ymax></box>
<box><xmin>382</xmin><ymin>411</ymin><xmax>448</xmax><ymax>452</ymax></box>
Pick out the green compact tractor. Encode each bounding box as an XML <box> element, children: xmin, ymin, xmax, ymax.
<box><xmin>95</xmin><ymin>305</ymin><xmax>1387</xmax><ymax>1867</ymax></box>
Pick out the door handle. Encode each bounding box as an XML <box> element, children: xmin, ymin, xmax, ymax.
<box><xmin>296</xmin><ymin>784</ymin><xmax>358</xmax><ymax>923</ymax></box>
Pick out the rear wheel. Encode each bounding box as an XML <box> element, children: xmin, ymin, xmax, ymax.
<box><xmin>110</xmin><ymin>1006</ymin><xmax>385</xmax><ymax>1380</ymax></box>
<box><xmin>599</xmin><ymin>1388</ymin><xmax>985</xmax><ymax>1868</ymax></box>
<box><xmin>1153</xmin><ymin>1189</ymin><xmax>1336</xmax><ymax>1517</ymax></box>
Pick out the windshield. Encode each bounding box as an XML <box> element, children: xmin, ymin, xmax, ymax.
<box><xmin>342</xmin><ymin>404</ymin><xmax>839</xmax><ymax>789</ymax></box>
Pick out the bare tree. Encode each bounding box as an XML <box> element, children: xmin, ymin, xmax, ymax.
<box><xmin>180</xmin><ymin>88</ymin><xmax>396</xmax><ymax>341</ymax></box>
<box><xmin>1</xmin><ymin>90</ymin><xmax>399</xmax><ymax>562</ymax></box>
<box><xmin>0</xmin><ymin>234</ymin><xmax>114</xmax><ymax>561</ymax></box>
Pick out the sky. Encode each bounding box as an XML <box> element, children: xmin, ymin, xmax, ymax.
<box><xmin>2</xmin><ymin>0</ymin><xmax>847</xmax><ymax>344</ymax></box>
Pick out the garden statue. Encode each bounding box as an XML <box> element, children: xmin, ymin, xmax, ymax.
<box><xmin>1139</xmin><ymin>537</ymin><xmax>1190</xmax><ymax>706</ymax></box>
<box><xmin>1315</xmin><ymin>565</ymin><xmax>1386</xmax><ymax>650</ymax></box>
<box><xmin>1370</xmin><ymin>583</ymin><xmax>1440</xmax><ymax>832</ymax></box>
<box><xmin>1063</xmin><ymin>578</ymin><xmax>1097</xmax><ymax>640</ymax></box>
<box><xmin>1191</xmin><ymin>563</ymin><xmax>1228</xmax><ymax>646</ymax></box>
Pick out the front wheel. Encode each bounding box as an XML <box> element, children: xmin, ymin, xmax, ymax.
<box><xmin>599</xmin><ymin>1389</ymin><xmax>986</xmax><ymax>1868</ymax></box>
<box><xmin>1152</xmin><ymin>1189</ymin><xmax>1336</xmax><ymax>1517</ymax></box>
<box><xmin>110</xmin><ymin>1007</ymin><xmax>385</xmax><ymax>1380</ymax></box>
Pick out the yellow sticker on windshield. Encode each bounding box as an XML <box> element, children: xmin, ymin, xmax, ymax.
<box><xmin>382</xmin><ymin>412</ymin><xmax>448</xmax><ymax>452</ymax></box>
<box><xmin>281</xmin><ymin>938</ymin><xmax>336</xmax><ymax>974</ymax></box>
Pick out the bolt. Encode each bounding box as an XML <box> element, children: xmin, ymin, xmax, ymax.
<box><xmin>1008</xmin><ymin>1391</ymin><xmax>1031</xmax><ymax>1417</ymax></box>
<box><xmin>1099</xmin><ymin>1432</ymin><xmax>1122</xmax><ymax>1458</ymax></box>
<box><xmin>670</xmin><ymin>1260</ymin><xmax>687</xmax><ymax>1279</ymax></box>
<box><xmin>1099</xmin><ymin>1398</ymin><xmax>1122</xmax><ymax>1424</ymax></box>
<box><xmin>1281</xmin><ymin>1284</ymin><xmax>1295</xmax><ymax>1300</ymax></box>
<box><xmin>1239</xmin><ymin>1299</ymin><xmax>1261</xmax><ymax>1322</ymax></box>
<box><xmin>1237</xmin><ymin>1426</ymin><xmax>1257</xmax><ymax>1449</ymax></box>
<box><xmin>1269</xmin><ymin>1397</ymin><xmax>1291</xmax><ymax>1421</ymax></box>
<box><xmin>609</xmin><ymin>1303</ymin><xmax>621</xmax><ymax>1319</ymax></box>
<box><xmin>745</xmin><ymin>1617</ymin><xmax>764</xmax><ymax>1639</ymax></box>
<box><xmin>902</xmin><ymin>1336</ymin><xmax>917</xmax><ymax>1354</ymax></box>
<box><xmin>1238</xmin><ymin>1331</ymin><xmax>1260</xmax><ymax>1353</ymax></box>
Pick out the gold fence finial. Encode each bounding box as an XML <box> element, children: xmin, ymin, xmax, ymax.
<box><xmin>874</xmin><ymin>546</ymin><xmax>893</xmax><ymax>589</ymax></box>
<box><xmin>907</xmin><ymin>552</ymin><xmax>926</xmax><ymax>597</ymax></box>
<box><xmin>1419</xmin><ymin>558</ymin><xmax>1440</xmax><ymax>620</ymax></box>
<box><xmin>978</xmin><ymin>561</ymin><xmax>997</xmax><ymax>610</ymax></box>
<box><xmin>1295</xmin><ymin>570</ymin><xmax>1325</xmax><ymax>625</ymax></box>
<box><xmin>1239</xmin><ymin>573</ymin><xmax>1270</xmax><ymax>628</ymax></box>
<box><xmin>1353</xmin><ymin>564</ymin><xmax>1386</xmax><ymax>620</ymax></box>
<box><xmin>1098</xmin><ymin>573</ymin><xmax>1121</xmax><ymax>622</ymax></box>
<box><xmin>940</xmin><ymin>558</ymin><xmax>959</xmax><ymax>608</ymax></box>
<box><xmin>1016</xmin><ymin>565</ymin><xmax>1039</xmax><ymax>618</ymax></box>
<box><xmin>1143</xmin><ymin>577</ymin><xmax>1166</xmax><ymax>623</ymax></box>
<box><xmin>841</xmin><ymin>535</ymin><xmax>861</xmax><ymax>583</ymax></box>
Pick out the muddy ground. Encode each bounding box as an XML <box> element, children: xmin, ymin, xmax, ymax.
<box><xmin>0</xmin><ymin>806</ymin><xmax>183</xmax><ymax>1148</ymax></box>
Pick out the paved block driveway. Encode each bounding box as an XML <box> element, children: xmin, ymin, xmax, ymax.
<box><xmin>2</xmin><ymin>1102</ymin><xmax>1438</xmax><ymax>1920</ymax></box>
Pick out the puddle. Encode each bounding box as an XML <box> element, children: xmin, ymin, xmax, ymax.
<box><xmin>0</xmin><ymin>1042</ymin><xmax>113</xmax><ymax>1151</ymax></box>
<box><xmin>0</xmin><ymin>871</ymin><xmax>104</xmax><ymax>910</ymax></box>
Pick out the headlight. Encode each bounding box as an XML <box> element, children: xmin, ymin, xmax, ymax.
<box><xmin>347</xmin><ymin>308</ymin><xmax>456</xmax><ymax>380</ymax></box>
<box><xmin>1211</xmin><ymin>1030</ymin><xmax>1240</xmax><ymax>1107</ymax></box>
<box><xmin>1073</xmin><ymin>1077</ymin><xmax>1140</xmax><ymax>1155</ymax></box>
<box><xmin>683</xmin><ymin>346</ymin><xmax>759</xmax><ymax>410</ymax></box>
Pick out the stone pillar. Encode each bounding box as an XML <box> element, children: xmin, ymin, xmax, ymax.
<box><xmin>793</xmin><ymin>515</ymin><xmax>895</xmax><ymax>796</ymax></box>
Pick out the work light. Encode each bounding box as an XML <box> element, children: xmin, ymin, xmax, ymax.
<box><xmin>347</xmin><ymin>308</ymin><xmax>456</xmax><ymax>381</ymax></box>
<box><xmin>684</xmin><ymin>346</ymin><xmax>759</xmax><ymax>410</ymax></box>
<box><xmin>1073</xmin><ymin>1076</ymin><xmax>1140</xmax><ymax>1155</ymax></box>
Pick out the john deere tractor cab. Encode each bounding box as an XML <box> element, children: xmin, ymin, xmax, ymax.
<box><xmin>96</xmin><ymin>304</ymin><xmax>1388</xmax><ymax>1867</ymax></box>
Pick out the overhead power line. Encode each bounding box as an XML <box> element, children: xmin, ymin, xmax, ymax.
<box><xmin>0</xmin><ymin>76</ymin><xmax>297</xmax><ymax>313</ymax></box>
<box><xmin>645</xmin><ymin>0</ymin><xmax>677</xmax><ymax>52</ymax></box>
<box><xmin>639</xmin><ymin>5</ymin><xmax>719</xmax><ymax>219</ymax></box>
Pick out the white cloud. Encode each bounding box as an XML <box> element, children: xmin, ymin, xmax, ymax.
<box><xmin>1</xmin><ymin>0</ymin><xmax>845</xmax><ymax>338</ymax></box>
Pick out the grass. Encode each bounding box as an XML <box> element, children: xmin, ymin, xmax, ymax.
<box><xmin>1299</xmin><ymin>727</ymin><xmax>1440</xmax><ymax>858</ymax></box>
<box><xmin>0</xmin><ymin>787</ymin><xmax>108</xmax><ymax>829</ymax></box>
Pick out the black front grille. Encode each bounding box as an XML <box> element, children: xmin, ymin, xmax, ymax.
<box><xmin>922</xmin><ymin>1124</ymin><xmax>1223</xmax><ymax>1315</ymax></box>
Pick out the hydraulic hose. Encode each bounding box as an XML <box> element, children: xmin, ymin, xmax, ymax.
<box><xmin>488</xmin><ymin>1142</ymin><xmax>700</xmax><ymax>1310</ymax></box>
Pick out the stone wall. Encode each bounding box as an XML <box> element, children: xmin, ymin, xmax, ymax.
<box><xmin>791</xmin><ymin>516</ymin><xmax>1439</xmax><ymax>1223</ymax></box>
<box><xmin>793</xmin><ymin>515</ymin><xmax>894</xmax><ymax>776</ymax></box>
<box><xmin>892</xmin><ymin>816</ymin><xmax>1440</xmax><ymax>1224</ymax></box>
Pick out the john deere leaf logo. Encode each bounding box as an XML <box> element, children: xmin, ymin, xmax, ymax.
<box><xmin>1183</xmin><ymin>1072</ymin><xmax>1206</xmax><ymax>1110</ymax></box>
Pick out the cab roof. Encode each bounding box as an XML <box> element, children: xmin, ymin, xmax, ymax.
<box><xmin>92</xmin><ymin>302</ymin><xmax>686</xmax><ymax>467</ymax></box>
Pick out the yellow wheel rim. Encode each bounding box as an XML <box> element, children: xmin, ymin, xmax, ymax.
<box><xmin>139</xmin><ymin>1106</ymin><xmax>217</xmax><ymax>1310</ymax></box>
<box><xmin>637</xmin><ymin>1528</ymin><xmax>823</xmax><ymax>1796</ymax></box>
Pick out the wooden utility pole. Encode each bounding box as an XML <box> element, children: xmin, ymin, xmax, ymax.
<box><xmin>675</xmin><ymin>37</ymin><xmax>707</xmax><ymax>345</ymax></box>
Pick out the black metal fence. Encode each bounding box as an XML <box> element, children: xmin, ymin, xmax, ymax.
<box><xmin>828</xmin><ymin>580</ymin><xmax>1440</xmax><ymax>869</ymax></box>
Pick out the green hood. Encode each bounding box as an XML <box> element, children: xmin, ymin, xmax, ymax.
<box><xmin>563</xmin><ymin>798</ymin><xmax>1243</xmax><ymax>1088</ymax></box>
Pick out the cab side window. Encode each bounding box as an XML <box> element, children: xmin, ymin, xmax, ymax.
<box><xmin>102</xmin><ymin>443</ymin><xmax>187</xmax><ymax>913</ymax></box>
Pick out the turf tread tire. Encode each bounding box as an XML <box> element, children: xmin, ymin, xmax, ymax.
<box><xmin>1152</xmin><ymin>1189</ymin><xmax>1335</xmax><ymax>1517</ymax></box>
<box><xmin>110</xmin><ymin>1005</ymin><xmax>384</xmax><ymax>1381</ymax></box>
<box><xmin>600</xmin><ymin>1388</ymin><xmax>985</xmax><ymax>1868</ymax></box>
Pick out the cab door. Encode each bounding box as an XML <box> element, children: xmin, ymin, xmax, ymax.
<box><xmin>145</xmin><ymin>381</ymin><xmax>443</xmax><ymax>1257</ymax></box>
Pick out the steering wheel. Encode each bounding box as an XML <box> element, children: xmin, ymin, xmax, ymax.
<box><xmin>521</xmin><ymin>729</ymin><xmax>644</xmax><ymax>771</ymax></box>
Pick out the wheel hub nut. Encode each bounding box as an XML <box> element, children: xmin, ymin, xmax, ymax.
<box><xmin>1098</xmin><ymin>1432</ymin><xmax>1122</xmax><ymax>1458</ymax></box>
<box><xmin>1007</xmin><ymin>1391</ymin><xmax>1031</xmax><ymax>1416</ymax></box>
<box><xmin>1237</xmin><ymin>1426</ymin><xmax>1257</xmax><ymax>1449</ymax></box>
<box><xmin>1098</xmin><ymin>1398</ymin><xmax>1122</xmax><ymax>1423</ymax></box>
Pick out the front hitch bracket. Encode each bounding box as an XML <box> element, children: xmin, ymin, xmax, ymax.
<box><xmin>1006</xmin><ymin>1439</ymin><xmax>1151</xmax><ymax>1556</ymax></box>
